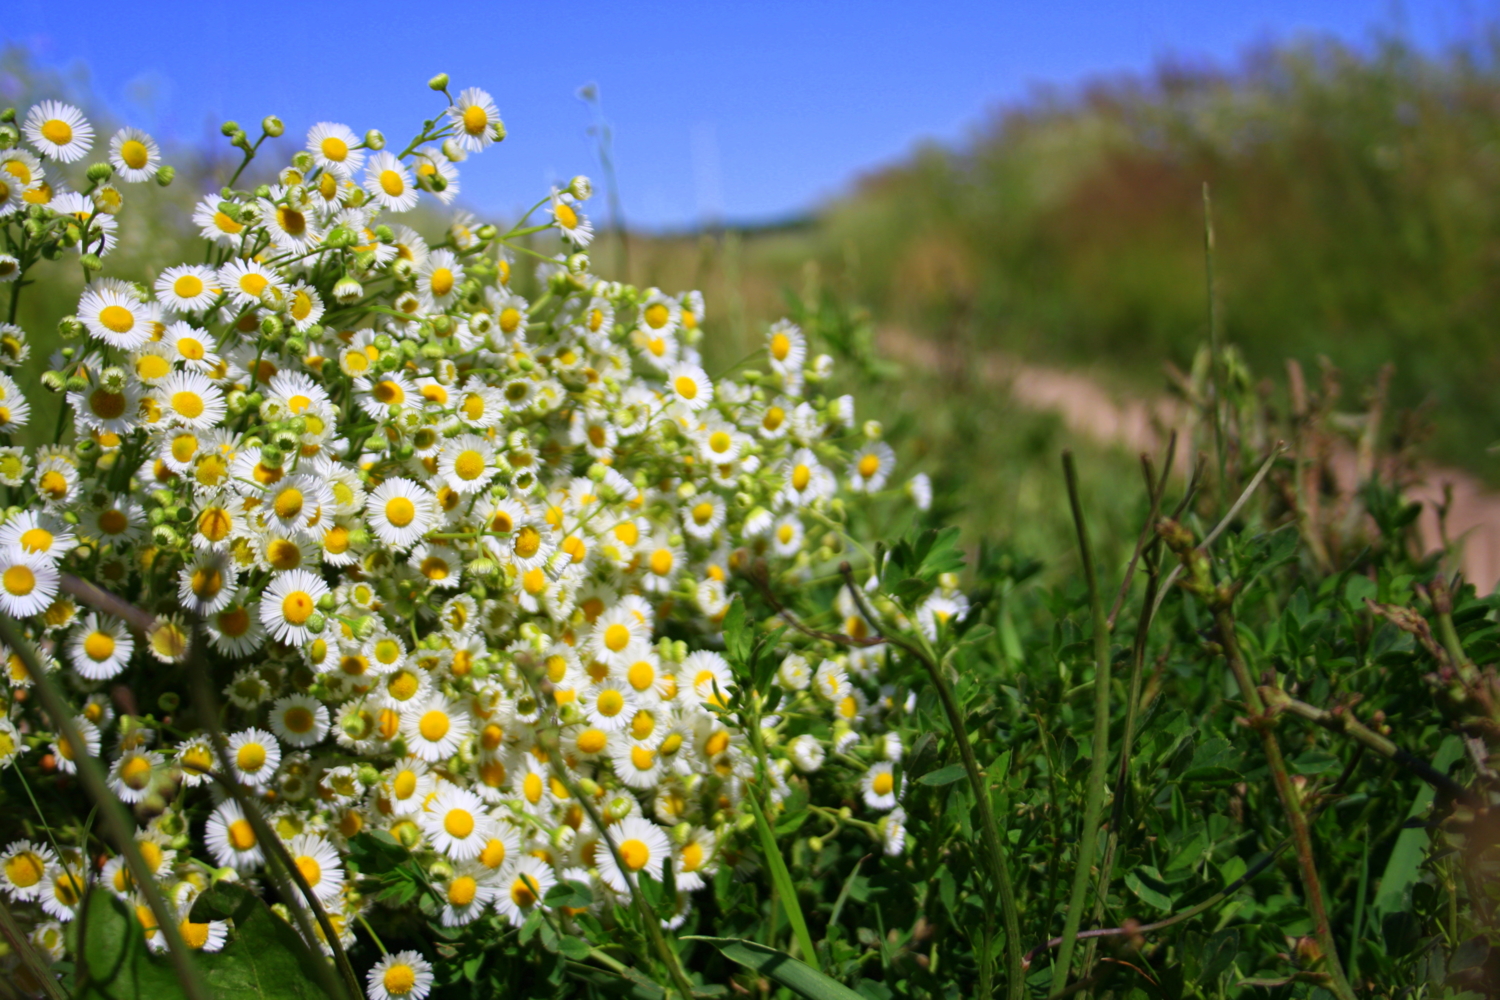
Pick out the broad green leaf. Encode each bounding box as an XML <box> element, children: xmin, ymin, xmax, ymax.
<box><xmin>685</xmin><ymin>937</ymin><xmax>863</xmax><ymax>1000</ymax></box>
<box><xmin>916</xmin><ymin>764</ymin><xmax>967</xmax><ymax>787</ymax></box>
<box><xmin>74</xmin><ymin>890</ymin><xmax>190</xmax><ymax>1000</ymax></box>
<box><xmin>187</xmin><ymin>881</ymin><xmax>339</xmax><ymax>1000</ymax></box>
<box><xmin>1375</xmin><ymin>735</ymin><xmax>1464</xmax><ymax>915</ymax></box>
<box><xmin>1123</xmin><ymin>867</ymin><xmax>1174</xmax><ymax>911</ymax></box>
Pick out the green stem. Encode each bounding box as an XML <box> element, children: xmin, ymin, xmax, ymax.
<box><xmin>0</xmin><ymin>615</ymin><xmax>210</xmax><ymax>1000</ymax></box>
<box><xmin>1051</xmin><ymin>453</ymin><xmax>1112</xmax><ymax>996</ymax></box>
<box><xmin>0</xmin><ymin>894</ymin><xmax>68</xmax><ymax>1000</ymax></box>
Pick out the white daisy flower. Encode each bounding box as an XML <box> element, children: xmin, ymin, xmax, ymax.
<box><xmin>205</xmin><ymin>800</ymin><xmax>263</xmax><ymax>871</ymax></box>
<box><xmin>269</xmin><ymin>693</ymin><xmax>330</xmax><ymax>748</ymax></box>
<box><xmin>788</xmin><ymin>734</ymin><xmax>826</xmax><ymax>773</ymax></box>
<box><xmin>364</xmin><ymin>151</ymin><xmax>419</xmax><ymax>212</ymax></box>
<box><xmin>155</xmin><ymin>371</ymin><xmax>227</xmax><ymax>428</ymax></box>
<box><xmin>665</xmin><ymin>361</ymin><xmax>713</xmax><ymax>411</ymax></box>
<box><xmin>78</xmin><ymin>285</ymin><xmax>151</xmax><ymax>349</ymax></box>
<box><xmin>367</xmin><ymin>949</ymin><xmax>434</xmax><ymax>1000</ymax></box>
<box><xmin>107</xmin><ymin>127</ymin><xmax>160</xmax><ymax>183</ymax></box>
<box><xmin>226</xmin><ymin>727</ymin><xmax>281</xmax><ymax>789</ymax></box>
<box><xmin>306</xmin><ymin>122</ymin><xmax>365</xmax><ymax>178</ymax></box>
<box><xmin>366</xmin><ymin>477</ymin><xmax>437</xmax><ymax>550</ymax></box>
<box><xmin>217</xmin><ymin>258</ymin><xmax>285</xmax><ymax>306</ymax></box>
<box><xmin>66</xmin><ymin>613</ymin><xmax>133</xmax><ymax>680</ymax></box>
<box><xmin>260</xmin><ymin>569</ymin><xmax>330</xmax><ymax>646</ymax></box>
<box><xmin>0</xmin><ymin>544</ymin><xmax>59</xmax><ymax>618</ymax></box>
<box><xmin>24</xmin><ymin>101</ymin><xmax>93</xmax><ymax>162</ymax></box>
<box><xmin>420</xmin><ymin>786</ymin><xmax>491</xmax><ymax>861</ymax></box>
<box><xmin>50</xmin><ymin>717</ymin><xmax>100</xmax><ymax>775</ymax></box>
<box><xmin>284</xmin><ymin>833</ymin><xmax>344</xmax><ymax>904</ymax></box>
<box><xmin>848</xmin><ymin>441</ymin><xmax>896</xmax><ymax>493</ymax></box>
<box><xmin>446</xmin><ymin>87</ymin><xmax>502</xmax><ymax>153</ymax></box>
<box><xmin>494</xmin><ymin>855</ymin><xmax>555</xmax><ymax>928</ymax></box>
<box><xmin>154</xmin><ymin>264</ymin><xmax>219</xmax><ymax>312</ymax></box>
<box><xmin>861</xmin><ymin>761</ymin><xmax>900</xmax><ymax>811</ymax></box>
<box><xmin>1</xmin><ymin>840</ymin><xmax>56</xmax><ymax>901</ymax></box>
<box><xmin>597</xmin><ymin>816</ymin><xmax>671</xmax><ymax>894</ymax></box>
<box><xmin>439</xmin><ymin>862</ymin><xmax>497</xmax><ymax>927</ymax></box>
<box><xmin>107</xmin><ymin>748</ymin><xmax>163</xmax><ymax>804</ymax></box>
<box><xmin>401</xmin><ymin>695</ymin><xmax>470</xmax><ymax>763</ymax></box>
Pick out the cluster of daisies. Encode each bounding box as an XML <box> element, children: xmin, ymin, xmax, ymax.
<box><xmin>0</xmin><ymin>88</ymin><xmax>948</xmax><ymax>999</ymax></box>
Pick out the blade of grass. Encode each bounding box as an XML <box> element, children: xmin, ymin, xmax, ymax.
<box><xmin>685</xmin><ymin>937</ymin><xmax>862</xmax><ymax>1000</ymax></box>
<box><xmin>0</xmin><ymin>894</ymin><xmax>68</xmax><ymax>1000</ymax></box>
<box><xmin>1051</xmin><ymin>452</ymin><xmax>1112</xmax><ymax>997</ymax></box>
<box><xmin>746</xmin><ymin>788</ymin><xmax>819</xmax><ymax>970</ymax></box>
<box><xmin>0</xmin><ymin>613</ymin><xmax>209</xmax><ymax>1000</ymax></box>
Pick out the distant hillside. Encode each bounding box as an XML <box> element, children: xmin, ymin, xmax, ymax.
<box><xmin>631</xmin><ymin>31</ymin><xmax>1500</xmax><ymax>481</ymax></box>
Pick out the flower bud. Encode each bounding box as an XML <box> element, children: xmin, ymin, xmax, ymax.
<box><xmin>220</xmin><ymin>120</ymin><xmax>240</xmax><ymax>137</ymax></box>
<box><xmin>260</xmin><ymin>315</ymin><xmax>283</xmax><ymax>337</ymax></box>
<box><xmin>79</xmin><ymin>253</ymin><xmax>102</xmax><ymax>272</ymax></box>
<box><xmin>491</xmin><ymin>119</ymin><xmax>506</xmax><ymax>142</ymax></box>
<box><xmin>566</xmin><ymin>252</ymin><xmax>589</xmax><ymax>275</ymax></box>
<box><xmin>333</xmin><ymin>277</ymin><xmax>363</xmax><ymax>304</ymax></box>
<box><xmin>151</xmin><ymin>524</ymin><xmax>180</xmax><ymax>547</ymax></box>
<box><xmin>154</xmin><ymin>165</ymin><xmax>175</xmax><ymax>187</ymax></box>
<box><xmin>85</xmin><ymin>162</ymin><xmax>113</xmax><ymax>183</ymax></box>
<box><xmin>304</xmin><ymin>612</ymin><xmax>326</xmax><ymax>635</ymax></box>
<box><xmin>568</xmin><ymin>175</ymin><xmax>592</xmax><ymax>200</ymax></box>
<box><xmin>323</xmin><ymin>224</ymin><xmax>357</xmax><ymax>249</ymax></box>
<box><xmin>0</xmin><ymin>124</ymin><xmax>16</xmax><ymax>150</ymax></box>
<box><xmin>40</xmin><ymin>371</ymin><xmax>65</xmax><ymax>393</ymax></box>
<box><xmin>364</xmin><ymin>129</ymin><xmax>385</xmax><ymax>150</ymax></box>
<box><xmin>261</xmin><ymin>115</ymin><xmax>284</xmax><ymax>137</ymax></box>
<box><xmin>428</xmin><ymin>73</ymin><xmax>450</xmax><ymax>91</ymax></box>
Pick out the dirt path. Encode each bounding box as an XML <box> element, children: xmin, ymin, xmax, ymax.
<box><xmin>878</xmin><ymin>330</ymin><xmax>1500</xmax><ymax>592</ymax></box>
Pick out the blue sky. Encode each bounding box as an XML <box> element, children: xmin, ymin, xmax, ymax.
<box><xmin>0</xmin><ymin>1</ymin><xmax>1476</xmax><ymax>229</ymax></box>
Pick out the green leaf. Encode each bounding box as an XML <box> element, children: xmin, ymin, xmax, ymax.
<box><xmin>557</xmin><ymin>935</ymin><xmax>592</xmax><ymax>960</ymax></box>
<box><xmin>1123</xmin><ymin>867</ymin><xmax>1175</xmax><ymax>911</ymax></box>
<box><xmin>1375</xmin><ymin>735</ymin><xmax>1464</xmax><ymax>915</ymax></box>
<box><xmin>345</xmin><ymin>831</ymin><xmax>408</xmax><ymax>875</ymax></box>
<box><xmin>543</xmin><ymin>879</ymin><xmax>594</xmax><ymax>910</ymax></box>
<box><xmin>684</xmin><ymin>937</ymin><xmax>863</xmax><ymax>1000</ymax></box>
<box><xmin>187</xmin><ymin>881</ymin><xmax>339</xmax><ymax>999</ymax></box>
<box><xmin>74</xmin><ymin>890</ymin><xmax>190</xmax><ymax>1000</ymax></box>
<box><xmin>746</xmin><ymin>790</ymin><xmax>820</xmax><ymax>972</ymax></box>
<box><xmin>916</xmin><ymin>764</ymin><xmax>967</xmax><ymax>787</ymax></box>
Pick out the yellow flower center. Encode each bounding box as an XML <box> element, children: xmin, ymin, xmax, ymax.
<box><xmin>444</xmin><ymin>808</ymin><xmax>474</xmax><ymax>838</ymax></box>
<box><xmin>500</xmin><ymin>307</ymin><xmax>522</xmax><ymax>333</ymax></box>
<box><xmin>383</xmin><ymin>964</ymin><xmax>417</xmax><ymax>995</ymax></box>
<box><xmin>463</xmin><ymin>105</ymin><xmax>489</xmax><ymax>135</ymax></box>
<box><xmin>385</xmin><ymin>496</ymin><xmax>416</xmax><ymax>527</ymax></box>
<box><xmin>649</xmin><ymin>549</ymin><xmax>673</xmax><ymax>576</ymax></box>
<box><xmin>595</xmin><ymin>689</ymin><xmax>625</xmax><ymax>718</ymax></box>
<box><xmin>379</xmin><ymin>170</ymin><xmax>405</xmax><ymax>197</ymax></box>
<box><xmin>5</xmin><ymin>852</ymin><xmax>45</xmax><ymax>888</ymax></box>
<box><xmin>120</xmin><ymin>139</ymin><xmax>150</xmax><ymax>169</ymax></box>
<box><xmin>84</xmin><ymin>631</ymin><xmax>115</xmax><ymax>661</ymax></box>
<box><xmin>762</xmin><ymin>405</ymin><xmax>784</xmax><ymax>429</ymax></box>
<box><xmin>419</xmin><ymin>710</ymin><xmax>450</xmax><ymax>742</ymax></box>
<box><xmin>181</xmin><ymin>920</ymin><xmax>211</xmax><ymax>949</ymax></box>
<box><xmin>227</xmin><ymin>819</ymin><xmax>256</xmax><ymax>851</ymax></box>
<box><xmin>274</xmin><ymin>487</ymin><xmax>304</xmax><ymax>520</ymax></box>
<box><xmin>41</xmin><ymin>119</ymin><xmax>72</xmax><ymax>145</ymax></box>
<box><xmin>511</xmin><ymin>875</ymin><xmax>538</xmax><ymax>907</ymax></box>
<box><xmin>514</xmin><ymin>526</ymin><xmax>542</xmax><ymax>559</ymax></box>
<box><xmin>172</xmin><ymin>274</ymin><xmax>204</xmax><ymax>299</ymax></box>
<box><xmin>692</xmin><ymin>501</ymin><xmax>715</xmax><ymax>525</ymax></box>
<box><xmin>98</xmin><ymin>304</ymin><xmax>135</xmax><ymax>334</ymax></box>
<box><xmin>453</xmin><ymin>450</ymin><xmax>485</xmax><ymax>480</ymax></box>
<box><xmin>644</xmin><ymin>303</ymin><xmax>669</xmax><ymax>329</ymax></box>
<box><xmin>321</xmin><ymin>136</ymin><xmax>348</xmax><ymax>162</ymax></box>
<box><xmin>3</xmin><ymin>564</ymin><xmax>35</xmax><ymax>596</ymax></box>
<box><xmin>172</xmin><ymin>391</ymin><xmax>205</xmax><ymax>419</ymax></box>
<box><xmin>873</xmin><ymin>772</ymin><xmax>894</xmax><ymax>795</ymax></box>
<box><xmin>792</xmin><ymin>464</ymin><xmax>811</xmax><ymax>491</ymax></box>
<box><xmin>277</xmin><ymin>588</ymin><xmax>313</xmax><ymax>625</ymax></box>
<box><xmin>674</xmin><ymin>375</ymin><xmax>698</xmax><ymax>400</ymax></box>
<box><xmin>295</xmin><ymin>855</ymin><xmax>322</xmax><ymax>887</ymax></box>
<box><xmin>630</xmin><ymin>745</ymin><xmax>656</xmax><ymax>770</ymax></box>
<box><xmin>858</xmin><ymin>454</ymin><xmax>881</xmax><ymax>478</ymax></box>
<box><xmin>18</xmin><ymin>528</ymin><xmax>52</xmax><ymax>553</ymax></box>
<box><xmin>554</xmin><ymin>202</ymin><xmax>579</xmax><ymax>230</ymax></box>
<box><xmin>283</xmin><ymin>706</ymin><xmax>315</xmax><ymax>733</ymax></box>
<box><xmin>236</xmin><ymin>742</ymin><xmax>266</xmax><ymax>773</ymax></box>
<box><xmin>239</xmin><ymin>272</ymin><xmax>268</xmax><ymax>297</ymax></box>
<box><xmin>449</xmin><ymin>875</ymin><xmax>478</xmax><ymax>906</ymax></box>
<box><xmin>604</xmin><ymin>623</ymin><xmax>631</xmax><ymax>653</ymax></box>
<box><xmin>619</xmin><ymin>839</ymin><xmax>650</xmax><ymax>871</ymax></box>
<box><xmin>429</xmin><ymin>267</ymin><xmax>454</xmax><ymax>296</ymax></box>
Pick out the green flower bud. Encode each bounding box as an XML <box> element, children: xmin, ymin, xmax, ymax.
<box><xmin>260</xmin><ymin>315</ymin><xmax>283</xmax><ymax>337</ymax></box>
<box><xmin>40</xmin><ymin>371</ymin><xmax>65</xmax><ymax>393</ymax></box>
<box><xmin>252</xmin><ymin>184</ymin><xmax>272</xmax><ymax>200</ymax></box>
<box><xmin>259</xmin><ymin>445</ymin><xmax>284</xmax><ymax>469</ymax></box>
<box><xmin>154</xmin><ymin>165</ymin><xmax>175</xmax><ymax>186</ymax></box>
<box><xmin>352</xmin><ymin>615</ymin><xmax>378</xmax><ymax>640</ymax></box>
<box><xmin>64</xmin><ymin>375</ymin><xmax>89</xmax><ymax>393</ymax></box>
<box><xmin>151</xmin><ymin>524</ymin><xmax>180</xmax><ymax>547</ymax></box>
<box><xmin>491</xmin><ymin>119</ymin><xmax>506</xmax><ymax>142</ymax></box>
<box><xmin>85</xmin><ymin>162</ymin><xmax>113</xmax><ymax>182</ymax></box>
<box><xmin>566</xmin><ymin>252</ymin><xmax>589</xmax><ymax>275</ymax></box>
<box><xmin>0</xmin><ymin>109</ymin><xmax>12</xmax><ymax>123</ymax></box>
<box><xmin>285</xmin><ymin>337</ymin><xmax>306</xmax><ymax>356</ymax></box>
<box><xmin>292</xmin><ymin>151</ymin><xmax>314</xmax><ymax>172</ymax></box>
<box><xmin>568</xmin><ymin>175</ymin><xmax>592</xmax><ymax>200</ymax></box>
<box><xmin>364</xmin><ymin>129</ymin><xmax>385</xmax><ymax>150</ymax></box>
<box><xmin>428</xmin><ymin>73</ymin><xmax>451</xmax><ymax>91</ymax></box>
<box><xmin>261</xmin><ymin>115</ymin><xmax>284</xmax><ymax>137</ymax></box>
<box><xmin>323</xmin><ymin>224</ymin><xmax>357</xmax><ymax>249</ymax></box>
<box><xmin>220</xmin><ymin>120</ymin><xmax>241</xmax><ymax>137</ymax></box>
<box><xmin>173</xmin><ymin>505</ymin><xmax>195</xmax><ymax>524</ymax></box>
<box><xmin>78</xmin><ymin>252</ymin><xmax>102</xmax><ymax>272</ymax></box>
<box><xmin>333</xmin><ymin>277</ymin><xmax>363</xmax><ymax>304</ymax></box>
<box><xmin>304</xmin><ymin>612</ymin><xmax>326</xmax><ymax>635</ymax></box>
